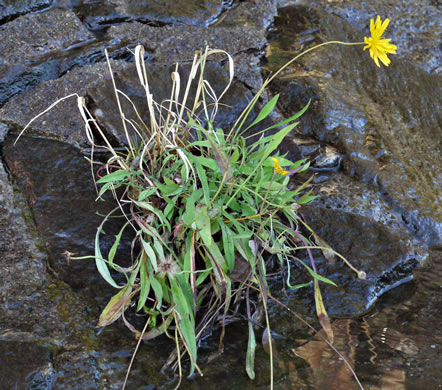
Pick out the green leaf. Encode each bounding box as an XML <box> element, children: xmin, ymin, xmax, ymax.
<box><xmin>137</xmin><ymin>256</ymin><xmax>151</xmax><ymax>311</ymax></box>
<box><xmin>196</xmin><ymin>269</ymin><xmax>212</xmax><ymax>286</ymax></box>
<box><xmin>95</xmin><ymin>210</ymin><xmax>121</xmax><ymax>289</ymax></box>
<box><xmin>98</xmin><ymin>285</ymin><xmax>132</xmax><ymax>327</ymax></box>
<box><xmin>220</xmin><ymin>222</ymin><xmax>235</xmax><ymax>272</ymax></box>
<box><xmin>170</xmin><ymin>278</ymin><xmax>197</xmax><ymax>376</ymax></box>
<box><xmin>97</xmin><ymin>182</ymin><xmax>114</xmax><ymax>198</ymax></box>
<box><xmin>150</xmin><ymin>275</ymin><xmax>163</xmax><ymax>310</ymax></box>
<box><xmin>296</xmin><ymin>189</ymin><xmax>317</xmax><ymax>205</ymax></box>
<box><xmin>297</xmin><ymin>260</ymin><xmax>337</xmax><ymax>286</ymax></box>
<box><xmin>108</xmin><ymin>222</ymin><xmax>130</xmax><ymax>264</ymax></box>
<box><xmin>194</xmin><ymin>205</ymin><xmax>228</xmax><ymax>272</ymax></box>
<box><xmin>245</xmin><ymin>321</ymin><xmax>256</xmax><ymax>380</ymax></box>
<box><xmin>249</xmin><ymin>122</ymin><xmax>298</xmax><ymax>162</ymax></box>
<box><xmin>141</xmin><ymin>237</ymin><xmax>158</xmax><ymax>273</ymax></box>
<box><xmin>287</xmin><ymin>281</ymin><xmax>313</xmax><ymax>290</ymax></box>
<box><xmin>182</xmin><ymin>189</ymin><xmax>203</xmax><ymax>226</ymax></box>
<box><xmin>185</xmin><ymin>153</ymin><xmax>218</xmax><ymax>171</ymax></box>
<box><xmin>244</xmin><ymin>99</ymin><xmax>311</xmax><ymax>140</ymax></box>
<box><xmin>138</xmin><ymin>187</ymin><xmax>156</xmax><ymax>201</ymax></box>
<box><xmin>229</xmin><ymin>148</ymin><xmax>240</xmax><ymax>165</ymax></box>
<box><xmin>176</xmin><ymin>273</ymin><xmax>195</xmax><ymax>316</ymax></box>
<box><xmin>193</xmin><ymin>161</ymin><xmax>210</xmax><ymax>203</ymax></box>
<box><xmin>133</xmin><ymin>201</ymin><xmax>169</xmax><ymax>229</ymax></box>
<box><xmin>97</xmin><ymin>169</ymin><xmax>132</xmax><ymax>184</ymax></box>
<box><xmin>155</xmin><ymin>180</ymin><xmax>183</xmax><ymax>197</ymax></box>
<box><xmin>244</xmin><ymin>94</ymin><xmax>279</xmax><ymax>131</ymax></box>
<box><xmin>163</xmin><ymin>176</ymin><xmax>180</xmax><ymax>189</ymax></box>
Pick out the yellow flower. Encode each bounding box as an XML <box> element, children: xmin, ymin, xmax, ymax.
<box><xmin>271</xmin><ymin>158</ymin><xmax>288</xmax><ymax>175</ymax></box>
<box><xmin>364</xmin><ymin>16</ymin><xmax>397</xmax><ymax>67</ymax></box>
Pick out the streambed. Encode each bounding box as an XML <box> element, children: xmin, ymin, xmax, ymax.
<box><xmin>0</xmin><ymin>1</ymin><xmax>440</xmax><ymax>388</ymax></box>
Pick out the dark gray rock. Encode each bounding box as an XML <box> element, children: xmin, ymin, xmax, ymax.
<box><xmin>75</xmin><ymin>0</ymin><xmax>225</xmax><ymax>31</ymax></box>
<box><xmin>267</xmin><ymin>5</ymin><xmax>442</xmax><ymax>246</ymax></box>
<box><xmin>300</xmin><ymin>203</ymin><xmax>421</xmax><ymax>316</ymax></box>
<box><xmin>0</xmin><ymin>8</ymin><xmax>96</xmax><ymax>106</ymax></box>
<box><xmin>2</xmin><ymin>135</ymin><xmax>133</xmax><ymax>293</ymax></box>
<box><xmin>87</xmin><ymin>60</ymin><xmax>256</xmax><ymax>145</ymax></box>
<box><xmin>0</xmin><ymin>0</ymin><xmax>52</xmax><ymax>24</ymax></box>
<box><xmin>0</xmin><ymin>159</ymin><xmax>64</xmax><ymax>337</ymax></box>
<box><xmin>106</xmin><ymin>22</ymin><xmax>267</xmax><ymax>65</ymax></box>
<box><xmin>0</xmin><ymin>63</ymin><xmax>59</xmax><ymax>106</ymax></box>
<box><xmin>114</xmin><ymin>0</ymin><xmax>225</xmax><ymax>26</ymax></box>
<box><xmin>0</xmin><ymin>8</ymin><xmax>94</xmax><ymax>66</ymax></box>
<box><xmin>226</xmin><ymin>52</ymin><xmax>265</xmax><ymax>93</ymax></box>
<box><xmin>216</xmin><ymin>0</ymin><xmax>278</xmax><ymax>30</ymax></box>
<box><xmin>302</xmin><ymin>0</ymin><xmax>442</xmax><ymax>74</ymax></box>
<box><xmin>0</xmin><ymin>341</ymin><xmax>55</xmax><ymax>389</ymax></box>
<box><xmin>0</xmin><ymin>60</ymin><xmax>126</xmax><ymax>147</ymax></box>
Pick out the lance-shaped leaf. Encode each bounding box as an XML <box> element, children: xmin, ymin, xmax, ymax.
<box><xmin>97</xmin><ymin>169</ymin><xmax>133</xmax><ymax>184</ymax></box>
<box><xmin>245</xmin><ymin>320</ymin><xmax>256</xmax><ymax>380</ymax></box>
<box><xmin>98</xmin><ymin>285</ymin><xmax>133</xmax><ymax>327</ymax></box>
<box><xmin>207</xmin><ymin>136</ymin><xmax>233</xmax><ymax>182</ymax></box>
<box><xmin>314</xmin><ymin>279</ymin><xmax>334</xmax><ymax>343</ymax></box>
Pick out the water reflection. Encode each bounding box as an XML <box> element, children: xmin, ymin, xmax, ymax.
<box><xmin>268</xmin><ymin>251</ymin><xmax>441</xmax><ymax>389</ymax></box>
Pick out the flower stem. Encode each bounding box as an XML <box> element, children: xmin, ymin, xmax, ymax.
<box><xmin>265</xmin><ymin>41</ymin><xmax>365</xmax><ymax>86</ymax></box>
<box><xmin>228</xmin><ymin>41</ymin><xmax>364</xmax><ymax>139</ymax></box>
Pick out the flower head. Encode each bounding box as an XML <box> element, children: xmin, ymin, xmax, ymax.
<box><xmin>157</xmin><ymin>255</ymin><xmax>179</xmax><ymax>279</ymax></box>
<box><xmin>271</xmin><ymin>157</ymin><xmax>288</xmax><ymax>175</ymax></box>
<box><xmin>364</xmin><ymin>16</ymin><xmax>397</xmax><ymax>67</ymax></box>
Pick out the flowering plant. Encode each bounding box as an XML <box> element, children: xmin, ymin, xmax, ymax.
<box><xmin>17</xmin><ymin>15</ymin><xmax>394</xmax><ymax>389</ymax></box>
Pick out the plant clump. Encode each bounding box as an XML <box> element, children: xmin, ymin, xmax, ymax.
<box><xmin>17</xmin><ymin>16</ymin><xmax>396</xmax><ymax>387</ymax></box>
<box><xmin>87</xmin><ymin>46</ymin><xmax>326</xmax><ymax>381</ymax></box>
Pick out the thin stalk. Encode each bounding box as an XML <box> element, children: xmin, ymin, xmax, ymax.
<box><xmin>122</xmin><ymin>317</ymin><xmax>151</xmax><ymax>390</ymax></box>
<box><xmin>228</xmin><ymin>41</ymin><xmax>364</xmax><ymax>142</ymax></box>
<box><xmin>231</xmin><ymin>277</ymin><xmax>364</xmax><ymax>390</ymax></box>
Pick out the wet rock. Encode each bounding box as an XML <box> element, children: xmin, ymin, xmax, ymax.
<box><xmin>0</xmin><ymin>60</ymin><xmax>127</xmax><ymax>147</ymax></box>
<box><xmin>0</xmin><ymin>341</ymin><xmax>55</xmax><ymax>389</ymax></box>
<box><xmin>225</xmin><ymin>52</ymin><xmax>265</xmax><ymax>93</ymax></box>
<box><xmin>72</xmin><ymin>0</ymin><xmax>130</xmax><ymax>31</ymax></box>
<box><xmin>300</xmin><ymin>204</ymin><xmax>420</xmax><ymax>316</ymax></box>
<box><xmin>283</xmin><ymin>135</ymin><xmax>344</xmax><ymax>171</ymax></box>
<box><xmin>2</xmin><ymin>134</ymin><xmax>132</xmax><ymax>294</ymax></box>
<box><xmin>0</xmin><ymin>63</ymin><xmax>59</xmax><ymax>106</ymax></box>
<box><xmin>309</xmin><ymin>174</ymin><xmax>412</xmax><ymax>233</ymax></box>
<box><xmin>266</xmin><ymin>5</ymin><xmax>442</xmax><ymax>245</ymax></box>
<box><xmin>0</xmin><ymin>154</ymin><xmax>82</xmax><ymax>387</ymax></box>
<box><xmin>0</xmin><ymin>157</ymin><xmax>61</xmax><ymax>336</ymax></box>
<box><xmin>76</xmin><ymin>0</ymin><xmax>225</xmax><ymax>31</ymax></box>
<box><xmin>216</xmin><ymin>0</ymin><xmax>278</xmax><ymax>30</ymax></box>
<box><xmin>303</xmin><ymin>0</ymin><xmax>442</xmax><ymax>74</ymax></box>
<box><xmin>0</xmin><ymin>0</ymin><xmax>52</xmax><ymax>24</ymax></box>
<box><xmin>0</xmin><ymin>8</ymin><xmax>94</xmax><ymax>66</ymax></box>
<box><xmin>0</xmin><ymin>7</ymin><xmax>95</xmax><ymax>106</ymax></box>
<box><xmin>114</xmin><ymin>0</ymin><xmax>225</xmax><ymax>26</ymax></box>
<box><xmin>87</xmin><ymin>60</ymin><xmax>256</xmax><ymax>145</ymax></box>
<box><xmin>106</xmin><ymin>22</ymin><xmax>267</xmax><ymax>65</ymax></box>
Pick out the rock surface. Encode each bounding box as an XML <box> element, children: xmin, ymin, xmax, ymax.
<box><xmin>75</xmin><ymin>0</ymin><xmax>225</xmax><ymax>31</ymax></box>
<box><xmin>306</xmin><ymin>0</ymin><xmax>442</xmax><ymax>74</ymax></box>
<box><xmin>0</xmin><ymin>0</ymin><xmax>440</xmax><ymax>388</ymax></box>
<box><xmin>0</xmin><ymin>61</ymin><xmax>123</xmax><ymax>147</ymax></box>
<box><xmin>0</xmin><ymin>7</ymin><xmax>95</xmax><ymax>105</ymax></box>
<box><xmin>0</xmin><ymin>0</ymin><xmax>51</xmax><ymax>24</ymax></box>
<box><xmin>266</xmin><ymin>5</ymin><xmax>441</xmax><ymax>246</ymax></box>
